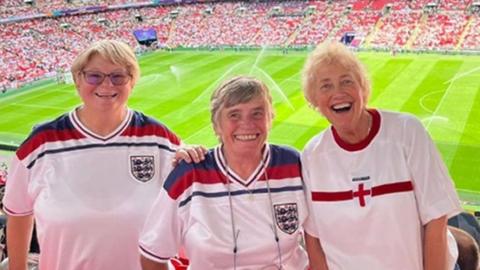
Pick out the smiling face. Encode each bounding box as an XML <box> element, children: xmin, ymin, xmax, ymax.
<box><xmin>303</xmin><ymin>42</ymin><xmax>372</xmax><ymax>137</ymax></box>
<box><xmin>214</xmin><ymin>95</ymin><xmax>272</xmax><ymax>158</ymax></box>
<box><xmin>311</xmin><ymin>63</ymin><xmax>366</xmax><ymax>132</ymax></box>
<box><xmin>75</xmin><ymin>54</ymin><xmax>134</xmax><ymax>114</ymax></box>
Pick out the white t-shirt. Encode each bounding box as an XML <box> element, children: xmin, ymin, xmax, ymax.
<box><xmin>140</xmin><ymin>144</ymin><xmax>309</xmax><ymax>270</ymax></box>
<box><xmin>302</xmin><ymin>109</ymin><xmax>461</xmax><ymax>270</ymax></box>
<box><xmin>3</xmin><ymin>108</ymin><xmax>180</xmax><ymax>270</ymax></box>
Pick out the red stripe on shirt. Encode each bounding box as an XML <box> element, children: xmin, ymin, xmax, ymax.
<box><xmin>371</xmin><ymin>181</ymin><xmax>413</xmax><ymax>196</ymax></box>
<box><xmin>311</xmin><ymin>180</ymin><xmax>413</xmax><ymax>202</ymax></box>
<box><xmin>17</xmin><ymin>129</ymin><xmax>85</xmax><ymax>160</ymax></box>
<box><xmin>168</xmin><ymin>163</ymin><xmax>301</xmax><ymax>200</ymax></box>
<box><xmin>168</xmin><ymin>168</ymin><xmax>226</xmax><ymax>199</ymax></box>
<box><xmin>121</xmin><ymin>124</ymin><xmax>181</xmax><ymax>145</ymax></box>
<box><xmin>265</xmin><ymin>163</ymin><xmax>301</xmax><ymax>180</ymax></box>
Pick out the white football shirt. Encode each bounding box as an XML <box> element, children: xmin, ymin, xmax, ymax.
<box><xmin>140</xmin><ymin>144</ymin><xmax>309</xmax><ymax>270</ymax></box>
<box><xmin>3</xmin><ymin>108</ymin><xmax>180</xmax><ymax>270</ymax></box>
<box><xmin>302</xmin><ymin>109</ymin><xmax>461</xmax><ymax>270</ymax></box>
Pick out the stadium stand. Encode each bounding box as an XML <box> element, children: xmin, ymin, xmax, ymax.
<box><xmin>369</xmin><ymin>10</ymin><xmax>422</xmax><ymax>49</ymax></box>
<box><xmin>1</xmin><ymin>0</ymin><xmax>480</xmax><ymax>90</ymax></box>
<box><xmin>412</xmin><ymin>11</ymin><xmax>470</xmax><ymax>50</ymax></box>
<box><xmin>462</xmin><ymin>13</ymin><xmax>480</xmax><ymax>50</ymax></box>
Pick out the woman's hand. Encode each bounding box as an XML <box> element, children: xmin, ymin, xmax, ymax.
<box><xmin>172</xmin><ymin>145</ymin><xmax>208</xmax><ymax>166</ymax></box>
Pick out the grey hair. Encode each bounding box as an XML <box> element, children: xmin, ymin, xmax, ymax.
<box><xmin>210</xmin><ymin>75</ymin><xmax>273</xmax><ymax>128</ymax></box>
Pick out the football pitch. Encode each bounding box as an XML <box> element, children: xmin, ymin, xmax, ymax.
<box><xmin>0</xmin><ymin>49</ymin><xmax>479</xmax><ymax>210</ymax></box>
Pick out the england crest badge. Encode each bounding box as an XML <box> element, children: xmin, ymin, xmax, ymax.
<box><xmin>130</xmin><ymin>155</ymin><xmax>155</xmax><ymax>183</ymax></box>
<box><xmin>274</xmin><ymin>203</ymin><xmax>299</xmax><ymax>234</ymax></box>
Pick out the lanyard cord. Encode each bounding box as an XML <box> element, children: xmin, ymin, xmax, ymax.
<box><xmin>226</xmin><ymin>177</ymin><xmax>240</xmax><ymax>269</ymax></box>
<box><xmin>265</xmin><ymin>174</ymin><xmax>283</xmax><ymax>269</ymax></box>
<box><xmin>225</xmin><ymin>162</ymin><xmax>283</xmax><ymax>270</ymax></box>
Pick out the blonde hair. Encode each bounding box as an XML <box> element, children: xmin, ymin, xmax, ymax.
<box><xmin>302</xmin><ymin>41</ymin><xmax>371</xmax><ymax>107</ymax></box>
<box><xmin>210</xmin><ymin>75</ymin><xmax>273</xmax><ymax>128</ymax></box>
<box><xmin>71</xmin><ymin>40</ymin><xmax>140</xmax><ymax>85</ymax></box>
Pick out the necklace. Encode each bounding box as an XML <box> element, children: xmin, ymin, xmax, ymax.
<box><xmin>224</xmin><ymin>155</ymin><xmax>283</xmax><ymax>269</ymax></box>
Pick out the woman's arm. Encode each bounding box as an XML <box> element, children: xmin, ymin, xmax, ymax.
<box><xmin>6</xmin><ymin>214</ymin><xmax>34</xmax><ymax>270</ymax></box>
<box><xmin>305</xmin><ymin>232</ymin><xmax>329</xmax><ymax>270</ymax></box>
<box><xmin>424</xmin><ymin>215</ymin><xmax>448</xmax><ymax>270</ymax></box>
<box><xmin>140</xmin><ymin>255</ymin><xmax>168</xmax><ymax>270</ymax></box>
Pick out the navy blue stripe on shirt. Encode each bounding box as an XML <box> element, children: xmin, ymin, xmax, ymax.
<box><xmin>179</xmin><ymin>185</ymin><xmax>304</xmax><ymax>207</ymax></box>
<box><xmin>268</xmin><ymin>145</ymin><xmax>300</xmax><ymax>167</ymax></box>
<box><xmin>163</xmin><ymin>151</ymin><xmax>218</xmax><ymax>191</ymax></box>
<box><xmin>27</xmin><ymin>142</ymin><xmax>175</xmax><ymax>169</ymax></box>
<box><xmin>139</xmin><ymin>245</ymin><xmax>171</xmax><ymax>261</ymax></box>
<box><xmin>23</xmin><ymin>113</ymin><xmax>74</xmax><ymax>141</ymax></box>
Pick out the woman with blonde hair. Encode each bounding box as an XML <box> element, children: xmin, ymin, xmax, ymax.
<box><xmin>301</xmin><ymin>41</ymin><xmax>461</xmax><ymax>270</ymax></box>
<box><xmin>3</xmin><ymin>40</ymin><xmax>181</xmax><ymax>270</ymax></box>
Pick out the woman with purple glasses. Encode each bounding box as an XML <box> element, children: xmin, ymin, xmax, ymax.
<box><xmin>3</xmin><ymin>40</ymin><xmax>183</xmax><ymax>270</ymax></box>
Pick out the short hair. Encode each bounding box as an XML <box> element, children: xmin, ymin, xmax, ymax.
<box><xmin>450</xmin><ymin>226</ymin><xmax>480</xmax><ymax>270</ymax></box>
<box><xmin>302</xmin><ymin>41</ymin><xmax>371</xmax><ymax>107</ymax></box>
<box><xmin>210</xmin><ymin>75</ymin><xmax>273</xmax><ymax>129</ymax></box>
<box><xmin>71</xmin><ymin>40</ymin><xmax>140</xmax><ymax>85</ymax></box>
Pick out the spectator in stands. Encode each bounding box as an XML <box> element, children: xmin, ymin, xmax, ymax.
<box><xmin>2</xmin><ymin>40</ymin><xmax>185</xmax><ymax>270</ymax></box>
<box><xmin>449</xmin><ymin>211</ymin><xmax>480</xmax><ymax>270</ymax></box>
<box><xmin>449</xmin><ymin>212</ymin><xmax>480</xmax><ymax>248</ymax></box>
<box><xmin>449</xmin><ymin>226</ymin><xmax>479</xmax><ymax>270</ymax></box>
<box><xmin>139</xmin><ymin>76</ymin><xmax>309</xmax><ymax>269</ymax></box>
<box><xmin>300</xmin><ymin>41</ymin><xmax>462</xmax><ymax>270</ymax></box>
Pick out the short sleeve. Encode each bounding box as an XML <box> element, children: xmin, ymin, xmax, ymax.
<box><xmin>300</xmin><ymin>151</ymin><xmax>319</xmax><ymax>238</ymax></box>
<box><xmin>3</xmin><ymin>154</ymin><xmax>34</xmax><ymax>216</ymax></box>
<box><xmin>404</xmin><ymin>117</ymin><xmax>461</xmax><ymax>224</ymax></box>
<box><xmin>139</xmin><ymin>180</ymin><xmax>183</xmax><ymax>263</ymax></box>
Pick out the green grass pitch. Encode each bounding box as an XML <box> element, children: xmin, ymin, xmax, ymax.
<box><xmin>0</xmin><ymin>50</ymin><xmax>479</xmax><ymax>209</ymax></box>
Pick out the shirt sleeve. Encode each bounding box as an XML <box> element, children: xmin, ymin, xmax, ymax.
<box><xmin>139</xmin><ymin>181</ymin><xmax>184</xmax><ymax>263</ymax></box>
<box><xmin>300</xmin><ymin>150</ymin><xmax>319</xmax><ymax>238</ymax></box>
<box><xmin>404</xmin><ymin>116</ymin><xmax>462</xmax><ymax>224</ymax></box>
<box><xmin>3</xmin><ymin>154</ymin><xmax>34</xmax><ymax>216</ymax></box>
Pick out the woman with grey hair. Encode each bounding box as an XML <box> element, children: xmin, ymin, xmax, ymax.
<box><xmin>301</xmin><ymin>41</ymin><xmax>462</xmax><ymax>270</ymax></box>
<box><xmin>139</xmin><ymin>76</ymin><xmax>309</xmax><ymax>269</ymax></box>
<box><xmin>3</xmin><ymin>40</ymin><xmax>182</xmax><ymax>270</ymax></box>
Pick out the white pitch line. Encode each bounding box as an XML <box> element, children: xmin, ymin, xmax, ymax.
<box><xmin>418</xmin><ymin>89</ymin><xmax>444</xmax><ymax>114</ymax></box>
<box><xmin>424</xmin><ymin>80</ymin><xmax>455</xmax><ymax>129</ymax></box>
<box><xmin>423</xmin><ymin>65</ymin><xmax>478</xmax><ymax>129</ymax></box>
<box><xmin>444</xmin><ymin>66</ymin><xmax>480</xmax><ymax>84</ymax></box>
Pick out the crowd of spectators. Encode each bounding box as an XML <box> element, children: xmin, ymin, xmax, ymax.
<box><xmin>1</xmin><ymin>0</ymin><xmax>480</xmax><ymax>90</ymax></box>
<box><xmin>462</xmin><ymin>13</ymin><xmax>480</xmax><ymax>50</ymax></box>
<box><xmin>369</xmin><ymin>11</ymin><xmax>422</xmax><ymax>49</ymax></box>
<box><xmin>413</xmin><ymin>12</ymin><xmax>469</xmax><ymax>50</ymax></box>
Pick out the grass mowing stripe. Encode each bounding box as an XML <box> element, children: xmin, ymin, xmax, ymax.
<box><xmin>0</xmin><ymin>51</ymin><xmax>478</xmax><ymax>205</ymax></box>
<box><xmin>369</xmin><ymin>58</ymin><xmax>414</xmax><ymax>103</ymax></box>
<box><xmin>400</xmin><ymin>59</ymin><xmax>464</xmax><ymax>118</ymax></box>
<box><xmin>448</xmin><ymin>82</ymin><xmax>480</xmax><ymax>191</ymax></box>
<box><xmin>371</xmin><ymin>58</ymin><xmax>437</xmax><ymax>111</ymax></box>
<box><xmin>422</xmin><ymin>61</ymin><xmax>478</xmax><ymax>170</ymax></box>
